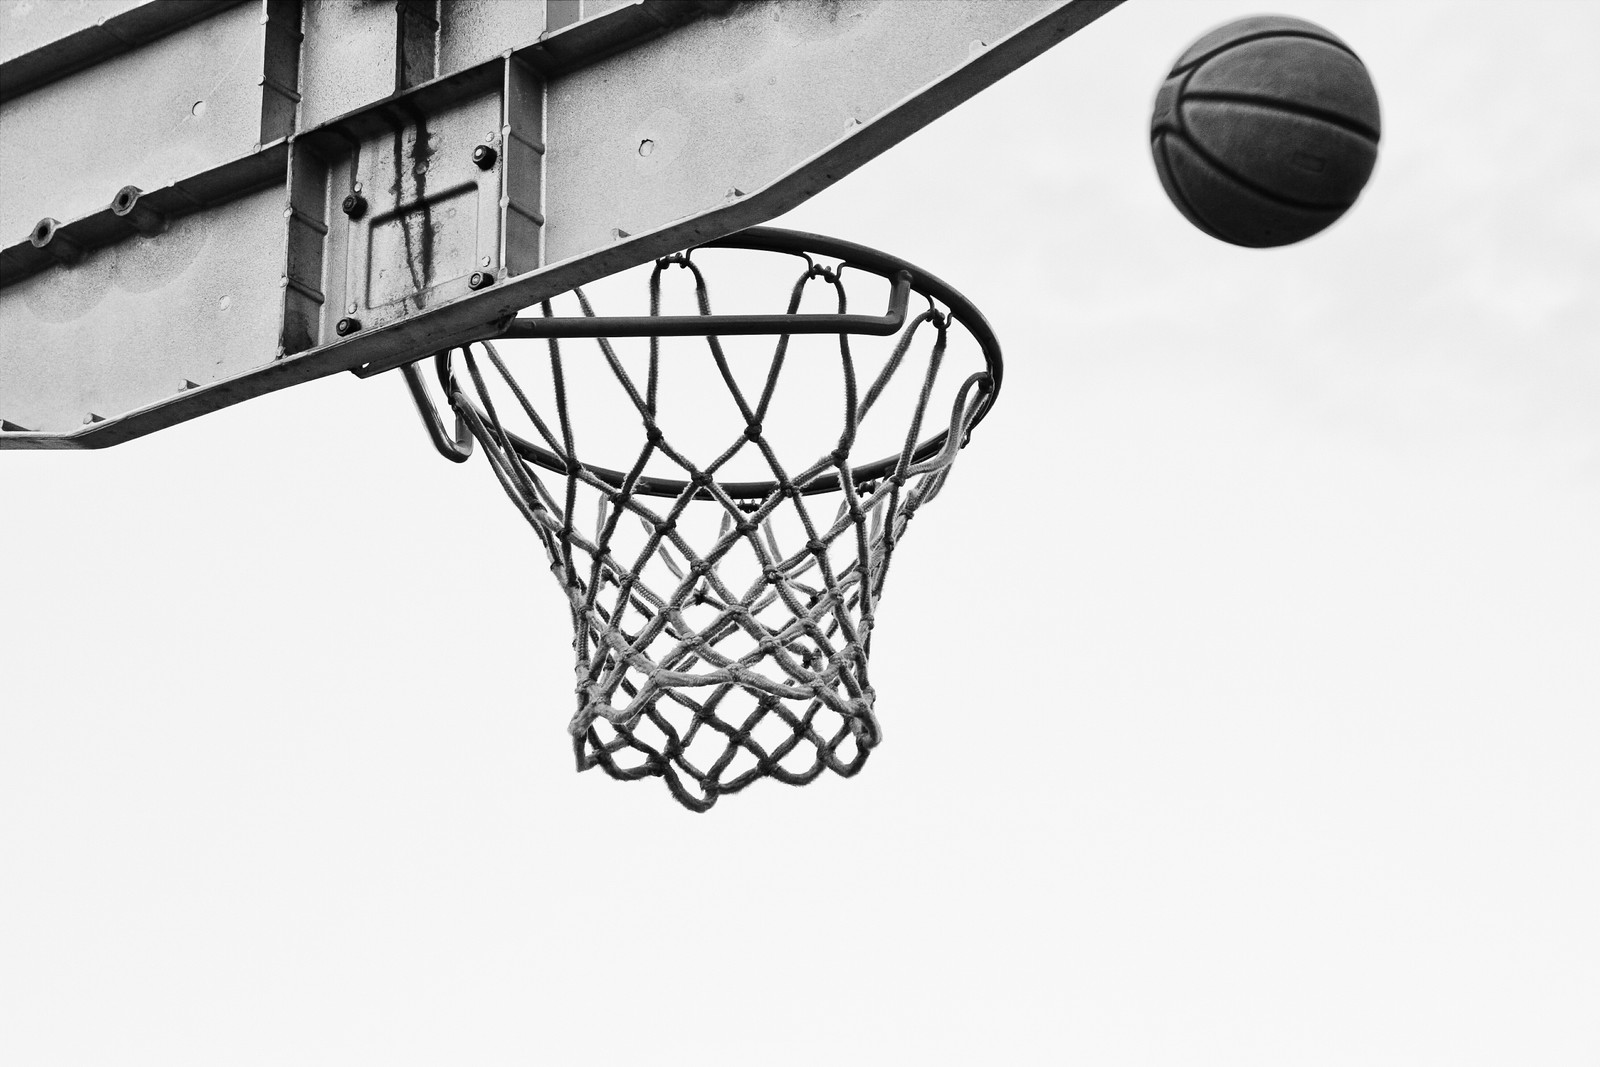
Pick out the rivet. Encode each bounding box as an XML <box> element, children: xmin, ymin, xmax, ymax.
<box><xmin>30</xmin><ymin>218</ymin><xmax>83</xmax><ymax>264</ymax></box>
<box><xmin>111</xmin><ymin>186</ymin><xmax>166</xmax><ymax>235</ymax></box>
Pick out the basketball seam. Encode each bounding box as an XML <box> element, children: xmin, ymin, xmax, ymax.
<box><xmin>1155</xmin><ymin>133</ymin><xmax>1229</xmax><ymax>244</ymax></box>
<box><xmin>1171</xmin><ymin>129</ymin><xmax>1351</xmax><ymax>213</ymax></box>
<box><xmin>1170</xmin><ymin>30</ymin><xmax>1363</xmax><ymax>78</ymax></box>
<box><xmin>1182</xmin><ymin>91</ymin><xmax>1380</xmax><ymax>143</ymax></box>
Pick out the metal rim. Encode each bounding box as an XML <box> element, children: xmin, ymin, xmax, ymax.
<box><xmin>433</xmin><ymin>225</ymin><xmax>1003</xmax><ymax>499</ymax></box>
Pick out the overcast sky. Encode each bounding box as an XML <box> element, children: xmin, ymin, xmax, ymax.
<box><xmin>3</xmin><ymin>2</ymin><xmax>1597</xmax><ymax>1063</ymax></box>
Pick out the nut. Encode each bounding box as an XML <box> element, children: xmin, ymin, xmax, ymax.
<box><xmin>336</xmin><ymin>317</ymin><xmax>361</xmax><ymax>336</ymax></box>
<box><xmin>471</xmin><ymin>144</ymin><xmax>498</xmax><ymax>170</ymax></box>
<box><xmin>341</xmin><ymin>193</ymin><xmax>367</xmax><ymax>219</ymax></box>
<box><xmin>468</xmin><ymin>271</ymin><xmax>494</xmax><ymax>290</ymax></box>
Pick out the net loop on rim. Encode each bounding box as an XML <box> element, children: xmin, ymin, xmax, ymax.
<box><xmin>414</xmin><ymin>227</ymin><xmax>1001</xmax><ymax>811</ymax></box>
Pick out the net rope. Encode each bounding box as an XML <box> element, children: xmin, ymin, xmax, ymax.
<box><xmin>443</xmin><ymin>250</ymin><xmax>992</xmax><ymax>811</ymax></box>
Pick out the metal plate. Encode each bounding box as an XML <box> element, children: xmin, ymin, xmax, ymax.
<box><xmin>0</xmin><ymin>0</ymin><xmax>1124</xmax><ymax>447</ymax></box>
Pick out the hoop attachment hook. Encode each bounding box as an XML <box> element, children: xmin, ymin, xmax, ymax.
<box><xmin>400</xmin><ymin>357</ymin><xmax>473</xmax><ymax>463</ymax></box>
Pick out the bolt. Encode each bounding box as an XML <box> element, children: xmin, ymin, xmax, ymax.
<box><xmin>341</xmin><ymin>193</ymin><xmax>367</xmax><ymax>219</ymax></box>
<box><xmin>336</xmin><ymin>317</ymin><xmax>361</xmax><ymax>336</ymax></box>
<box><xmin>468</xmin><ymin>271</ymin><xmax>494</xmax><ymax>290</ymax></box>
<box><xmin>471</xmin><ymin>144</ymin><xmax>498</xmax><ymax>169</ymax></box>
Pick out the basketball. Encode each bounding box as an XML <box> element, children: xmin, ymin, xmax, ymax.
<box><xmin>1150</xmin><ymin>15</ymin><xmax>1381</xmax><ymax>247</ymax></box>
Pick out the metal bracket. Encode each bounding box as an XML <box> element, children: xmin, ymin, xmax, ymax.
<box><xmin>393</xmin><ymin>267</ymin><xmax>910</xmax><ymax>463</ymax></box>
<box><xmin>400</xmin><ymin>360</ymin><xmax>473</xmax><ymax>463</ymax></box>
<box><xmin>493</xmin><ymin>270</ymin><xmax>912</xmax><ymax>340</ymax></box>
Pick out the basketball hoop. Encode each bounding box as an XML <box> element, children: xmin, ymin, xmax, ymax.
<box><xmin>404</xmin><ymin>227</ymin><xmax>1001</xmax><ymax>810</ymax></box>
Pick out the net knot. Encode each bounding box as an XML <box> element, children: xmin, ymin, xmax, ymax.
<box><xmin>570</xmin><ymin>686</ymin><xmax>630</xmax><ymax>733</ymax></box>
<box><xmin>848</xmin><ymin>700</ymin><xmax>882</xmax><ymax>745</ymax></box>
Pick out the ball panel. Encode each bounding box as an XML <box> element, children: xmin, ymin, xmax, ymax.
<box><xmin>1150</xmin><ymin>76</ymin><xmax>1182</xmax><ymax>137</ymax></box>
<box><xmin>1181</xmin><ymin>100</ymin><xmax>1379</xmax><ymax>207</ymax></box>
<box><xmin>1170</xmin><ymin>14</ymin><xmax>1352</xmax><ymax>75</ymax></box>
<box><xmin>1155</xmin><ymin>133</ymin><xmax>1344</xmax><ymax>247</ymax></box>
<box><xmin>1151</xmin><ymin>133</ymin><xmax>1227</xmax><ymax>243</ymax></box>
<box><xmin>1187</xmin><ymin>37</ymin><xmax>1381</xmax><ymax>136</ymax></box>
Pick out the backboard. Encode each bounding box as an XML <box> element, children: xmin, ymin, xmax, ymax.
<box><xmin>0</xmin><ymin>0</ymin><xmax>1122</xmax><ymax>447</ymax></box>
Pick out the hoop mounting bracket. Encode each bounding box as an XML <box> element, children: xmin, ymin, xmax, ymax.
<box><xmin>496</xmin><ymin>270</ymin><xmax>911</xmax><ymax>340</ymax></box>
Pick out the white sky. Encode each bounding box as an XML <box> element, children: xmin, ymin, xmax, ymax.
<box><xmin>3</xmin><ymin>2</ymin><xmax>1597</xmax><ymax>1063</ymax></box>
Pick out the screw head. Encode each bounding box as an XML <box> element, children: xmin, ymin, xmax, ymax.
<box><xmin>468</xmin><ymin>271</ymin><xmax>494</xmax><ymax>290</ymax></box>
<box><xmin>336</xmin><ymin>317</ymin><xmax>361</xmax><ymax>336</ymax></box>
<box><xmin>471</xmin><ymin>144</ymin><xmax>498</xmax><ymax>170</ymax></box>
<box><xmin>341</xmin><ymin>193</ymin><xmax>367</xmax><ymax>219</ymax></box>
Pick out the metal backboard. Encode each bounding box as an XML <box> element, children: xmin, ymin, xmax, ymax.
<box><xmin>0</xmin><ymin>0</ymin><xmax>1122</xmax><ymax>447</ymax></box>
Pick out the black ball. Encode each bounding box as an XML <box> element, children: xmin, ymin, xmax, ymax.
<box><xmin>1150</xmin><ymin>15</ymin><xmax>1381</xmax><ymax>247</ymax></box>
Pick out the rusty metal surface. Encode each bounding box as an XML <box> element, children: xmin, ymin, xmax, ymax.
<box><xmin>544</xmin><ymin>0</ymin><xmax>1081</xmax><ymax>263</ymax></box>
<box><xmin>0</xmin><ymin>0</ymin><xmax>1125</xmax><ymax>447</ymax></box>
<box><xmin>0</xmin><ymin>186</ymin><xmax>286</xmax><ymax>433</ymax></box>
<box><xmin>0</xmin><ymin>1</ymin><xmax>272</xmax><ymax>243</ymax></box>
<box><xmin>297</xmin><ymin>0</ymin><xmax>402</xmax><ymax>131</ymax></box>
<box><xmin>0</xmin><ymin>0</ymin><xmax>234</xmax><ymax>94</ymax></box>
<box><xmin>437</xmin><ymin>0</ymin><xmax>546</xmax><ymax>78</ymax></box>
